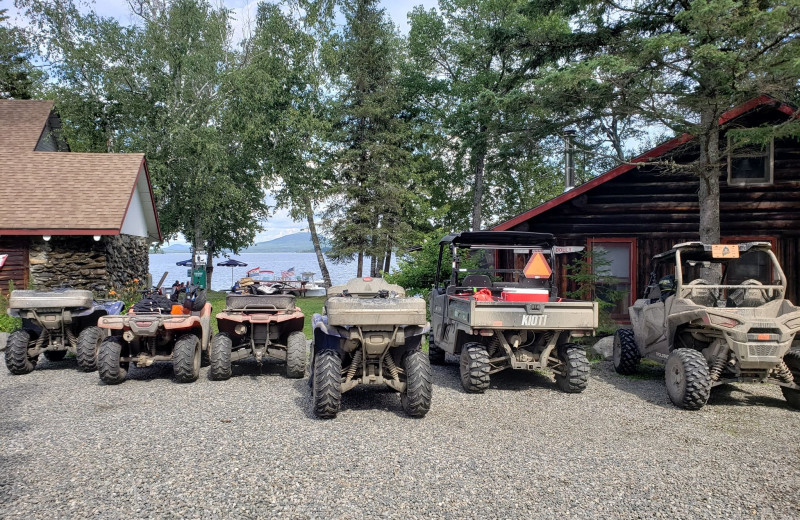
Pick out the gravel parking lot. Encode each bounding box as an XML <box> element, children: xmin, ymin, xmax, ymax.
<box><xmin>1</xmin><ymin>354</ymin><xmax>799</xmax><ymax>519</ymax></box>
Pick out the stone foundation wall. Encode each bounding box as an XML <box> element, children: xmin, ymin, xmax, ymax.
<box><xmin>105</xmin><ymin>234</ymin><xmax>149</xmax><ymax>288</ymax></box>
<box><xmin>28</xmin><ymin>235</ymin><xmax>149</xmax><ymax>292</ymax></box>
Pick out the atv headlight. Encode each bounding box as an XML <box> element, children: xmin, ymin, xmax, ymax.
<box><xmin>708</xmin><ymin>314</ymin><xmax>742</xmax><ymax>328</ymax></box>
<box><xmin>784</xmin><ymin>317</ymin><xmax>800</xmax><ymax>331</ymax></box>
<box><xmin>234</xmin><ymin>324</ymin><xmax>248</xmax><ymax>335</ymax></box>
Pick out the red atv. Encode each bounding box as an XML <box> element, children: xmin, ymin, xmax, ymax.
<box><xmin>210</xmin><ymin>293</ymin><xmax>306</xmax><ymax>380</ymax></box>
<box><xmin>96</xmin><ymin>290</ymin><xmax>211</xmax><ymax>384</ymax></box>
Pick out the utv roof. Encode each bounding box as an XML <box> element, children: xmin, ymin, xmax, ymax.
<box><xmin>652</xmin><ymin>241</ymin><xmax>773</xmax><ymax>261</ymax></box>
<box><xmin>439</xmin><ymin>231</ymin><xmax>555</xmax><ymax>248</ymax></box>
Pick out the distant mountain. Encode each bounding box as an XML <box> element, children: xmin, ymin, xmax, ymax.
<box><xmin>152</xmin><ymin>243</ymin><xmax>192</xmax><ymax>253</ymax></box>
<box><xmin>243</xmin><ymin>232</ymin><xmax>329</xmax><ymax>253</ymax></box>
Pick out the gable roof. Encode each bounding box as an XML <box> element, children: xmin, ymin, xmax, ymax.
<box><xmin>493</xmin><ymin>95</ymin><xmax>797</xmax><ymax>231</ymax></box>
<box><xmin>0</xmin><ymin>100</ymin><xmax>161</xmax><ymax>241</ymax></box>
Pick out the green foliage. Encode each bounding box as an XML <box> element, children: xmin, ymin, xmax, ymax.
<box><xmin>566</xmin><ymin>249</ymin><xmax>623</xmax><ymax>335</ymax></box>
<box><xmin>384</xmin><ymin>232</ymin><xmax>450</xmax><ymax>293</ymax></box>
<box><xmin>0</xmin><ymin>281</ymin><xmax>22</xmax><ymax>333</ymax></box>
<box><xmin>0</xmin><ymin>9</ymin><xmax>45</xmax><ymax>99</ymax></box>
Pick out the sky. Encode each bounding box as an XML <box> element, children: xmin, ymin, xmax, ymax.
<box><xmin>5</xmin><ymin>0</ymin><xmax>439</xmax><ymax>244</ymax></box>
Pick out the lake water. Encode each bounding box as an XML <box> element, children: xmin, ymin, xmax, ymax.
<box><xmin>148</xmin><ymin>253</ymin><xmax>399</xmax><ymax>291</ymax></box>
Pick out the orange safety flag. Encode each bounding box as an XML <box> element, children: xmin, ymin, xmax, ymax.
<box><xmin>523</xmin><ymin>252</ymin><xmax>552</xmax><ymax>279</ymax></box>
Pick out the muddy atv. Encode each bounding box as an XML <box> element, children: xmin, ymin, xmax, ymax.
<box><xmin>310</xmin><ymin>277</ymin><xmax>431</xmax><ymax>419</ymax></box>
<box><xmin>210</xmin><ymin>293</ymin><xmax>306</xmax><ymax>380</ymax></box>
<box><xmin>5</xmin><ymin>289</ymin><xmax>123</xmax><ymax>374</ymax></box>
<box><xmin>614</xmin><ymin>241</ymin><xmax>800</xmax><ymax>410</ymax></box>
<box><xmin>96</xmin><ymin>290</ymin><xmax>212</xmax><ymax>384</ymax></box>
<box><xmin>430</xmin><ymin>231</ymin><xmax>598</xmax><ymax>394</ymax></box>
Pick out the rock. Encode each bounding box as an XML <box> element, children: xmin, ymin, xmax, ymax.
<box><xmin>592</xmin><ymin>335</ymin><xmax>614</xmax><ymax>359</ymax></box>
<box><xmin>0</xmin><ymin>331</ymin><xmax>8</xmax><ymax>351</ymax></box>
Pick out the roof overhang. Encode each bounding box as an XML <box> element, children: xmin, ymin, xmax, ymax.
<box><xmin>493</xmin><ymin>95</ymin><xmax>798</xmax><ymax>231</ymax></box>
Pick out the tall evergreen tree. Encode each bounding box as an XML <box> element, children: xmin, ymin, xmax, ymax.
<box><xmin>326</xmin><ymin>0</ymin><xmax>415</xmax><ymax>276</ymax></box>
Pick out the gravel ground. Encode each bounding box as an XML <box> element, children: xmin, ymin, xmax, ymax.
<box><xmin>1</xmin><ymin>354</ymin><xmax>799</xmax><ymax>520</ymax></box>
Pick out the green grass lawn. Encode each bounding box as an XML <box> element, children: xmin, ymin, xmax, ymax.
<box><xmin>207</xmin><ymin>291</ymin><xmax>325</xmax><ymax>338</ymax></box>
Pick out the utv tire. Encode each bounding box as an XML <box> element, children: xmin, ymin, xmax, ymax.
<box><xmin>43</xmin><ymin>350</ymin><xmax>67</xmax><ymax>362</ymax></box>
<box><xmin>285</xmin><ymin>331</ymin><xmax>307</xmax><ymax>379</ymax></box>
<box><xmin>76</xmin><ymin>326</ymin><xmax>105</xmax><ymax>371</ymax></box>
<box><xmin>209</xmin><ymin>333</ymin><xmax>232</xmax><ymax>381</ymax></box>
<box><xmin>554</xmin><ymin>343</ymin><xmax>590</xmax><ymax>393</ymax></box>
<box><xmin>780</xmin><ymin>349</ymin><xmax>800</xmax><ymax>410</ymax></box>
<box><xmin>613</xmin><ymin>329</ymin><xmax>641</xmax><ymax>375</ymax></box>
<box><xmin>173</xmin><ymin>334</ymin><xmax>201</xmax><ymax>383</ymax></box>
<box><xmin>459</xmin><ymin>343</ymin><xmax>490</xmax><ymax>393</ymax></box>
<box><xmin>5</xmin><ymin>330</ymin><xmax>37</xmax><ymax>374</ymax></box>
<box><xmin>401</xmin><ymin>349</ymin><xmax>433</xmax><ymax>417</ymax></box>
<box><xmin>428</xmin><ymin>331</ymin><xmax>446</xmax><ymax>365</ymax></box>
<box><xmin>665</xmin><ymin>348</ymin><xmax>711</xmax><ymax>410</ymax></box>
<box><xmin>312</xmin><ymin>350</ymin><xmax>342</xmax><ymax>419</ymax></box>
<box><xmin>98</xmin><ymin>336</ymin><xmax>127</xmax><ymax>385</ymax></box>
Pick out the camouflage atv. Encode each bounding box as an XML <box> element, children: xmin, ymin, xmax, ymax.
<box><xmin>614</xmin><ymin>242</ymin><xmax>800</xmax><ymax>410</ymax></box>
<box><xmin>96</xmin><ymin>290</ymin><xmax>211</xmax><ymax>384</ymax></box>
<box><xmin>210</xmin><ymin>293</ymin><xmax>306</xmax><ymax>380</ymax></box>
<box><xmin>5</xmin><ymin>289</ymin><xmax>123</xmax><ymax>374</ymax></box>
<box><xmin>310</xmin><ymin>277</ymin><xmax>431</xmax><ymax>419</ymax></box>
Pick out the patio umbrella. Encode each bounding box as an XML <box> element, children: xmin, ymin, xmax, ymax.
<box><xmin>217</xmin><ymin>258</ymin><xmax>248</xmax><ymax>286</ymax></box>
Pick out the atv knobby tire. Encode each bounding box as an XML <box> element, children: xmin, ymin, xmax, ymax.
<box><xmin>43</xmin><ymin>350</ymin><xmax>67</xmax><ymax>362</ymax></box>
<box><xmin>98</xmin><ymin>336</ymin><xmax>127</xmax><ymax>385</ymax></box>
<box><xmin>312</xmin><ymin>349</ymin><xmax>342</xmax><ymax>419</ymax></box>
<box><xmin>401</xmin><ymin>349</ymin><xmax>433</xmax><ymax>417</ymax></box>
<box><xmin>428</xmin><ymin>331</ymin><xmax>446</xmax><ymax>365</ymax></box>
<box><xmin>285</xmin><ymin>331</ymin><xmax>307</xmax><ymax>379</ymax></box>
<box><xmin>665</xmin><ymin>348</ymin><xmax>711</xmax><ymax>410</ymax></box>
<box><xmin>76</xmin><ymin>326</ymin><xmax>105</xmax><ymax>371</ymax></box>
<box><xmin>209</xmin><ymin>333</ymin><xmax>232</xmax><ymax>381</ymax></box>
<box><xmin>780</xmin><ymin>349</ymin><xmax>800</xmax><ymax>410</ymax></box>
<box><xmin>613</xmin><ymin>328</ymin><xmax>641</xmax><ymax>375</ymax></box>
<box><xmin>6</xmin><ymin>330</ymin><xmax>37</xmax><ymax>374</ymax></box>
<box><xmin>459</xmin><ymin>343</ymin><xmax>490</xmax><ymax>393</ymax></box>
<box><xmin>173</xmin><ymin>334</ymin><xmax>201</xmax><ymax>383</ymax></box>
<box><xmin>554</xmin><ymin>343</ymin><xmax>590</xmax><ymax>393</ymax></box>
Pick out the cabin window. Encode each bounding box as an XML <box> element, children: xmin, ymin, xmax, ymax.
<box><xmin>587</xmin><ymin>238</ymin><xmax>636</xmax><ymax>320</ymax></box>
<box><xmin>727</xmin><ymin>138</ymin><xmax>773</xmax><ymax>186</ymax></box>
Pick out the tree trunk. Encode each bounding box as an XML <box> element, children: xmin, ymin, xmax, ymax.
<box><xmin>471</xmin><ymin>151</ymin><xmax>486</xmax><ymax>231</ymax></box>
<box><xmin>205</xmin><ymin>240</ymin><xmax>214</xmax><ymax>290</ymax></box>
<box><xmin>697</xmin><ymin>107</ymin><xmax>722</xmax><ymax>283</ymax></box>
<box><xmin>383</xmin><ymin>237</ymin><xmax>392</xmax><ymax>275</ymax></box>
<box><xmin>697</xmin><ymin>108</ymin><xmax>721</xmax><ymax>244</ymax></box>
<box><xmin>304</xmin><ymin>195</ymin><xmax>331</xmax><ymax>287</ymax></box>
<box><xmin>357</xmin><ymin>251</ymin><xmax>364</xmax><ymax>278</ymax></box>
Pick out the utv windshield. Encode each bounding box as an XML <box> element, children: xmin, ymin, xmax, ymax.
<box><xmin>675</xmin><ymin>247</ymin><xmax>785</xmax><ymax>308</ymax></box>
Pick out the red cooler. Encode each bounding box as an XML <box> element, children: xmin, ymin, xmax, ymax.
<box><xmin>501</xmin><ymin>288</ymin><xmax>548</xmax><ymax>302</ymax></box>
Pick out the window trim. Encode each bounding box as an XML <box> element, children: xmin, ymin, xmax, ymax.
<box><xmin>727</xmin><ymin>137</ymin><xmax>774</xmax><ymax>186</ymax></box>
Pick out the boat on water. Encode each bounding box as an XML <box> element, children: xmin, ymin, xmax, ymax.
<box><xmin>236</xmin><ymin>269</ymin><xmax>326</xmax><ymax>297</ymax></box>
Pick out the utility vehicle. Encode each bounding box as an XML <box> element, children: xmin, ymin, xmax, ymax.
<box><xmin>613</xmin><ymin>241</ymin><xmax>800</xmax><ymax>409</ymax></box>
<box><xmin>429</xmin><ymin>231</ymin><xmax>598</xmax><ymax>393</ymax></box>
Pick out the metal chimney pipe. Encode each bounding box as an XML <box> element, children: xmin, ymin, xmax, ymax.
<box><xmin>564</xmin><ymin>129</ymin><xmax>576</xmax><ymax>192</ymax></box>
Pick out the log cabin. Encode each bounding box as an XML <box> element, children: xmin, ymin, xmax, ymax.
<box><xmin>493</xmin><ymin>96</ymin><xmax>800</xmax><ymax>322</ymax></box>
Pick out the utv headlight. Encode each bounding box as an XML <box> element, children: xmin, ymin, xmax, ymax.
<box><xmin>784</xmin><ymin>317</ymin><xmax>800</xmax><ymax>331</ymax></box>
<box><xmin>708</xmin><ymin>314</ymin><xmax>742</xmax><ymax>328</ymax></box>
